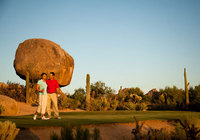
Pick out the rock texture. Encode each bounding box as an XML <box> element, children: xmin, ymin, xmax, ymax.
<box><xmin>146</xmin><ymin>88</ymin><xmax>159</xmax><ymax>99</ymax></box>
<box><xmin>14</xmin><ymin>38</ymin><xmax>74</xmax><ymax>87</ymax></box>
<box><xmin>0</xmin><ymin>95</ymin><xmax>19</xmax><ymax>116</ymax></box>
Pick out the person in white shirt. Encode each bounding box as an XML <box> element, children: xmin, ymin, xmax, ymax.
<box><xmin>33</xmin><ymin>73</ymin><xmax>49</xmax><ymax>120</ymax></box>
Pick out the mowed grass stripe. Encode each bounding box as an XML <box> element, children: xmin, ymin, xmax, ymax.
<box><xmin>0</xmin><ymin>111</ymin><xmax>199</xmax><ymax>128</ymax></box>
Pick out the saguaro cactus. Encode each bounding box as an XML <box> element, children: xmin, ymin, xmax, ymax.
<box><xmin>119</xmin><ymin>86</ymin><xmax>122</xmax><ymax>95</ymax></box>
<box><xmin>26</xmin><ymin>71</ymin><xmax>30</xmax><ymax>103</ymax></box>
<box><xmin>86</xmin><ymin>74</ymin><xmax>90</xmax><ymax>109</ymax></box>
<box><xmin>184</xmin><ymin>68</ymin><xmax>189</xmax><ymax>105</ymax></box>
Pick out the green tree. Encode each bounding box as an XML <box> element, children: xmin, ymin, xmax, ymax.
<box><xmin>142</xmin><ymin>95</ymin><xmax>152</xmax><ymax>103</ymax></box>
<box><xmin>90</xmin><ymin>81</ymin><xmax>114</xmax><ymax>98</ymax></box>
<box><xmin>150</xmin><ymin>91</ymin><xmax>160</xmax><ymax>104</ymax></box>
<box><xmin>189</xmin><ymin>87</ymin><xmax>196</xmax><ymax>102</ymax></box>
<box><xmin>159</xmin><ymin>86</ymin><xmax>185</xmax><ymax>105</ymax></box>
<box><xmin>120</xmin><ymin>87</ymin><xmax>144</xmax><ymax>103</ymax></box>
<box><xmin>189</xmin><ymin>84</ymin><xmax>200</xmax><ymax>111</ymax></box>
<box><xmin>189</xmin><ymin>85</ymin><xmax>200</xmax><ymax>102</ymax></box>
<box><xmin>194</xmin><ymin>85</ymin><xmax>200</xmax><ymax>104</ymax></box>
<box><xmin>71</xmin><ymin>88</ymin><xmax>86</xmax><ymax>107</ymax></box>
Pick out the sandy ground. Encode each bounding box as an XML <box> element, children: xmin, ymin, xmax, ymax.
<box><xmin>17</xmin><ymin>102</ymin><xmax>38</xmax><ymax>116</ymax></box>
<box><xmin>15</xmin><ymin>120</ymin><xmax>177</xmax><ymax>140</ymax></box>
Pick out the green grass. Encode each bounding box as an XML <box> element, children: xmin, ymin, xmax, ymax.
<box><xmin>0</xmin><ymin>111</ymin><xmax>199</xmax><ymax>128</ymax></box>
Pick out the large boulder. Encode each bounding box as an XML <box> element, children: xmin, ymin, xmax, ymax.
<box><xmin>0</xmin><ymin>95</ymin><xmax>19</xmax><ymax>116</ymax></box>
<box><xmin>14</xmin><ymin>38</ymin><xmax>74</xmax><ymax>87</ymax></box>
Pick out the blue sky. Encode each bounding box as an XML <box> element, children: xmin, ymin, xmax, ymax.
<box><xmin>0</xmin><ymin>0</ymin><xmax>200</xmax><ymax>94</ymax></box>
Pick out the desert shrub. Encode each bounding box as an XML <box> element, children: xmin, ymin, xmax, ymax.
<box><xmin>159</xmin><ymin>86</ymin><xmax>185</xmax><ymax>105</ymax></box>
<box><xmin>109</xmin><ymin>99</ymin><xmax>118</xmax><ymax>111</ymax></box>
<box><xmin>61</xmin><ymin>125</ymin><xmax>74</xmax><ymax>140</ymax></box>
<box><xmin>0</xmin><ymin>104</ymin><xmax>5</xmax><ymax>114</ymax></box>
<box><xmin>68</xmin><ymin>99</ymin><xmax>79</xmax><ymax>110</ymax></box>
<box><xmin>172</xmin><ymin>122</ymin><xmax>187</xmax><ymax>140</ymax></box>
<box><xmin>172</xmin><ymin>115</ymin><xmax>200</xmax><ymax>139</ymax></box>
<box><xmin>125</xmin><ymin>102</ymin><xmax>137</xmax><ymax>110</ymax></box>
<box><xmin>50</xmin><ymin>132</ymin><xmax>60</xmax><ymax>140</ymax></box>
<box><xmin>76</xmin><ymin>126</ymin><xmax>84</xmax><ymax>140</ymax></box>
<box><xmin>90</xmin><ymin>81</ymin><xmax>114</xmax><ymax>98</ymax></box>
<box><xmin>71</xmin><ymin>88</ymin><xmax>86</xmax><ymax>108</ymax></box>
<box><xmin>75</xmin><ymin>126</ymin><xmax>90</xmax><ymax>140</ymax></box>
<box><xmin>142</xmin><ymin>95</ymin><xmax>152</xmax><ymax>104</ymax></box>
<box><xmin>136</xmin><ymin>103</ymin><xmax>148</xmax><ymax>111</ymax></box>
<box><xmin>148</xmin><ymin>104</ymin><xmax>177</xmax><ymax>110</ymax></box>
<box><xmin>131</xmin><ymin>116</ymin><xmax>200</xmax><ymax>140</ymax></box>
<box><xmin>89</xmin><ymin>97</ymin><xmax>109</xmax><ymax>111</ymax></box>
<box><xmin>102</xmin><ymin>98</ymin><xmax>110</xmax><ymax>111</ymax></box>
<box><xmin>83</xmin><ymin>128</ymin><xmax>90</xmax><ymax>140</ymax></box>
<box><xmin>187</xmin><ymin>85</ymin><xmax>200</xmax><ymax>111</ymax></box>
<box><xmin>58</xmin><ymin>93</ymin><xmax>68</xmax><ymax>109</ymax></box>
<box><xmin>189</xmin><ymin>85</ymin><xmax>200</xmax><ymax>102</ymax></box>
<box><xmin>132</xmin><ymin>117</ymin><xmax>173</xmax><ymax>140</ymax></box>
<box><xmin>0</xmin><ymin>120</ymin><xmax>20</xmax><ymax>140</ymax></box>
<box><xmin>0</xmin><ymin>82</ymin><xmax>26</xmax><ymax>102</ymax></box>
<box><xmin>117</xmin><ymin>102</ymin><xmax>136</xmax><ymax>110</ymax></box>
<box><xmin>132</xmin><ymin>117</ymin><xmax>145</xmax><ymax>140</ymax></box>
<box><xmin>58</xmin><ymin>93</ymin><xmax>79</xmax><ymax>110</ymax></box>
<box><xmin>175</xmin><ymin>116</ymin><xmax>200</xmax><ymax>140</ymax></box>
<box><xmin>75</xmin><ymin>126</ymin><xmax>98</xmax><ymax>140</ymax></box>
<box><xmin>189</xmin><ymin>102</ymin><xmax>200</xmax><ymax>112</ymax></box>
<box><xmin>90</xmin><ymin>98</ymin><xmax>103</xmax><ymax>111</ymax></box>
<box><xmin>117</xmin><ymin>102</ymin><xmax>140</xmax><ymax>111</ymax></box>
<box><xmin>28</xmin><ymin>83</ymin><xmax>39</xmax><ymax>104</ymax></box>
<box><xmin>143</xmin><ymin>128</ymin><xmax>172</xmax><ymax>140</ymax></box>
<box><xmin>50</xmin><ymin>125</ymin><xmax>100</xmax><ymax>140</ymax></box>
<box><xmin>116</xmin><ymin>102</ymin><xmax>127</xmax><ymax>110</ymax></box>
<box><xmin>118</xmin><ymin>87</ymin><xmax>143</xmax><ymax>104</ymax></box>
<box><xmin>93</xmin><ymin>128</ymin><xmax>100</xmax><ymax>140</ymax></box>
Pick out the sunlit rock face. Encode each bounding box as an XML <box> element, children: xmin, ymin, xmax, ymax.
<box><xmin>14</xmin><ymin>38</ymin><xmax>74</xmax><ymax>86</ymax></box>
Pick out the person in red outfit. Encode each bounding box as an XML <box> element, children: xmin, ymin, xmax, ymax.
<box><xmin>46</xmin><ymin>72</ymin><xmax>61</xmax><ymax>119</ymax></box>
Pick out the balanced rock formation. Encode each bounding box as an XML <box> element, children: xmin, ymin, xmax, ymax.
<box><xmin>0</xmin><ymin>95</ymin><xmax>19</xmax><ymax>116</ymax></box>
<box><xmin>14</xmin><ymin>38</ymin><xmax>74</xmax><ymax>87</ymax></box>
